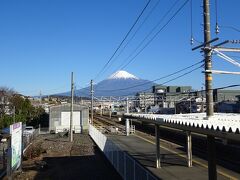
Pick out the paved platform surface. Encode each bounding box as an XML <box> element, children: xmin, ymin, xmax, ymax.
<box><xmin>108</xmin><ymin>134</ymin><xmax>231</xmax><ymax>180</ymax></box>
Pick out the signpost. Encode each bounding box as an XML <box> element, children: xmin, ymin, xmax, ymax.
<box><xmin>8</xmin><ymin>122</ymin><xmax>22</xmax><ymax>179</ymax></box>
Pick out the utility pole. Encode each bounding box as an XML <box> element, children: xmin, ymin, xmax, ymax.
<box><xmin>70</xmin><ymin>72</ymin><xmax>74</xmax><ymax>142</ymax></box>
<box><xmin>144</xmin><ymin>92</ymin><xmax>147</xmax><ymax>113</ymax></box>
<box><xmin>126</xmin><ymin>97</ymin><xmax>129</xmax><ymax>114</ymax></box>
<box><xmin>74</xmin><ymin>85</ymin><xmax>76</xmax><ymax>104</ymax></box>
<box><xmin>203</xmin><ymin>1</ymin><xmax>216</xmax><ymax>180</ymax></box>
<box><xmin>100</xmin><ymin>97</ymin><xmax>102</xmax><ymax>116</ymax></box>
<box><xmin>81</xmin><ymin>97</ymin><xmax>83</xmax><ymax>105</ymax></box>
<box><xmin>90</xmin><ymin>80</ymin><xmax>94</xmax><ymax>124</ymax></box>
<box><xmin>13</xmin><ymin>106</ymin><xmax>15</xmax><ymax>123</ymax></box>
<box><xmin>201</xmin><ymin>87</ymin><xmax>204</xmax><ymax>112</ymax></box>
<box><xmin>109</xmin><ymin>97</ymin><xmax>112</xmax><ymax>119</ymax></box>
<box><xmin>39</xmin><ymin>90</ymin><xmax>42</xmax><ymax>105</ymax></box>
<box><xmin>174</xmin><ymin>97</ymin><xmax>176</xmax><ymax>114</ymax></box>
<box><xmin>189</xmin><ymin>97</ymin><xmax>192</xmax><ymax>113</ymax></box>
<box><xmin>100</xmin><ymin>104</ymin><xmax>102</xmax><ymax>116</ymax></box>
<box><xmin>203</xmin><ymin>0</ymin><xmax>214</xmax><ymax>117</ymax></box>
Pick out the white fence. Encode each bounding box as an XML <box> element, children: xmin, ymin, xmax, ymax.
<box><xmin>89</xmin><ymin>124</ymin><xmax>157</xmax><ymax>180</ymax></box>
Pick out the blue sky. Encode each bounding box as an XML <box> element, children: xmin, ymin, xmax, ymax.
<box><xmin>0</xmin><ymin>0</ymin><xmax>239</xmax><ymax>96</ymax></box>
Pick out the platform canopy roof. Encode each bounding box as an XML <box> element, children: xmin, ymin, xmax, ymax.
<box><xmin>124</xmin><ymin>113</ymin><xmax>240</xmax><ymax>140</ymax></box>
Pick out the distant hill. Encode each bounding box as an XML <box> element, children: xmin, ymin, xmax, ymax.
<box><xmin>60</xmin><ymin>70</ymin><xmax>155</xmax><ymax>97</ymax></box>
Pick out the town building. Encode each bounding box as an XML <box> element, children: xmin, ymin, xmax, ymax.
<box><xmin>153</xmin><ymin>85</ymin><xmax>192</xmax><ymax>108</ymax></box>
<box><xmin>213</xmin><ymin>89</ymin><xmax>240</xmax><ymax>102</ymax></box>
<box><xmin>135</xmin><ymin>92</ymin><xmax>155</xmax><ymax>111</ymax></box>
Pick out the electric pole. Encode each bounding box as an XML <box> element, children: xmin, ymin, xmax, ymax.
<box><xmin>90</xmin><ymin>80</ymin><xmax>94</xmax><ymax>124</ymax></box>
<box><xmin>39</xmin><ymin>90</ymin><xmax>42</xmax><ymax>105</ymax></box>
<box><xmin>126</xmin><ymin>97</ymin><xmax>129</xmax><ymax>114</ymax></box>
<box><xmin>109</xmin><ymin>97</ymin><xmax>112</xmax><ymax>119</ymax></box>
<box><xmin>144</xmin><ymin>92</ymin><xmax>147</xmax><ymax>113</ymax></box>
<box><xmin>203</xmin><ymin>0</ymin><xmax>214</xmax><ymax>117</ymax></box>
<box><xmin>203</xmin><ymin>1</ymin><xmax>217</xmax><ymax>180</ymax></box>
<box><xmin>13</xmin><ymin>106</ymin><xmax>15</xmax><ymax>123</ymax></box>
<box><xmin>70</xmin><ymin>72</ymin><xmax>74</xmax><ymax>142</ymax></box>
<box><xmin>201</xmin><ymin>87</ymin><xmax>204</xmax><ymax>112</ymax></box>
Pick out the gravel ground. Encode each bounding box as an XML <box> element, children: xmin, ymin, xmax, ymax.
<box><xmin>6</xmin><ymin>133</ymin><xmax>122</xmax><ymax>180</ymax></box>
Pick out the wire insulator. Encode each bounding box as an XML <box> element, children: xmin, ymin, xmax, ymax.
<box><xmin>215</xmin><ymin>23</ymin><xmax>220</xmax><ymax>34</ymax></box>
<box><xmin>190</xmin><ymin>0</ymin><xmax>193</xmax><ymax>45</ymax></box>
<box><xmin>190</xmin><ymin>37</ymin><xmax>194</xmax><ymax>45</ymax></box>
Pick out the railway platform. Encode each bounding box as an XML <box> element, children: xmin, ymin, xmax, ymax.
<box><xmin>107</xmin><ymin>133</ymin><xmax>238</xmax><ymax>180</ymax></box>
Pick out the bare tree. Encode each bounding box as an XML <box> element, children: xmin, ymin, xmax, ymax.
<box><xmin>0</xmin><ymin>87</ymin><xmax>16</xmax><ymax>117</ymax></box>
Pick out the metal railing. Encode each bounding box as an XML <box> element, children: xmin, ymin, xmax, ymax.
<box><xmin>0</xmin><ymin>140</ymin><xmax>7</xmax><ymax>177</ymax></box>
<box><xmin>0</xmin><ymin>126</ymin><xmax>43</xmax><ymax>179</ymax></box>
<box><xmin>130</xmin><ymin>125</ymin><xmax>135</xmax><ymax>134</ymax></box>
<box><xmin>89</xmin><ymin>124</ymin><xmax>157</xmax><ymax>180</ymax></box>
<box><xmin>23</xmin><ymin>129</ymin><xmax>39</xmax><ymax>154</ymax></box>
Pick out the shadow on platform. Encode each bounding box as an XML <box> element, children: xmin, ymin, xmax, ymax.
<box><xmin>23</xmin><ymin>146</ymin><xmax>122</xmax><ymax>180</ymax></box>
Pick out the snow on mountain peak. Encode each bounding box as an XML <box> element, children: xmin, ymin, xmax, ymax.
<box><xmin>108</xmin><ymin>70</ymin><xmax>139</xmax><ymax>80</ymax></box>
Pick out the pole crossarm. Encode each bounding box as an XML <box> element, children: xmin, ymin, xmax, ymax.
<box><xmin>205</xmin><ymin>70</ymin><xmax>240</xmax><ymax>75</ymax></box>
<box><xmin>192</xmin><ymin>38</ymin><xmax>219</xmax><ymax>51</ymax></box>
<box><xmin>213</xmin><ymin>49</ymin><xmax>240</xmax><ymax>67</ymax></box>
<box><xmin>214</xmin><ymin>47</ymin><xmax>240</xmax><ymax>52</ymax></box>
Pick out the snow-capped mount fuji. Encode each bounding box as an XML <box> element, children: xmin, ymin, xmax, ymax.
<box><xmin>108</xmin><ymin>70</ymin><xmax>139</xmax><ymax>80</ymax></box>
<box><xmin>60</xmin><ymin>70</ymin><xmax>155</xmax><ymax>97</ymax></box>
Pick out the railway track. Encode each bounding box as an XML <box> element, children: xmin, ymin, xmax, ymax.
<box><xmin>93</xmin><ymin>115</ymin><xmax>126</xmax><ymax>134</ymax></box>
<box><xmin>93</xmin><ymin>114</ymin><xmax>240</xmax><ymax>175</ymax></box>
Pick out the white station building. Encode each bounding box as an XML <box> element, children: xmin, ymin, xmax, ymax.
<box><xmin>49</xmin><ymin>104</ymin><xmax>89</xmax><ymax>133</ymax></box>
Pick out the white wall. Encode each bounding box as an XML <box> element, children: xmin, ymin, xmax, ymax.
<box><xmin>61</xmin><ymin>112</ymin><xmax>81</xmax><ymax>126</ymax></box>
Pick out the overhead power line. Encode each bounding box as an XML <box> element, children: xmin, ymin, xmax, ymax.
<box><xmin>160</xmin><ymin>64</ymin><xmax>203</xmax><ymax>86</ymax></box>
<box><xmin>118</xmin><ymin>0</ymin><xmax>189</xmax><ymax>70</ymax></box>
<box><xmin>113</xmin><ymin>0</ymin><xmax>180</xmax><ymax>72</ymax></box>
<box><xmin>137</xmin><ymin>64</ymin><xmax>203</xmax><ymax>93</ymax></box>
<box><xmin>93</xmin><ymin>0</ymin><xmax>152</xmax><ymax>81</ymax></box>
<box><xmin>101</xmin><ymin>0</ymin><xmax>161</xmax><ymax>76</ymax></box>
<box><xmin>151</xmin><ymin>84</ymin><xmax>240</xmax><ymax>97</ymax></box>
<box><xmin>94</xmin><ymin>84</ymin><xmax>240</xmax><ymax>100</ymax></box>
<box><xmin>77</xmin><ymin>60</ymin><xmax>203</xmax><ymax>98</ymax></box>
<box><xmin>21</xmin><ymin>85</ymin><xmax>68</xmax><ymax>97</ymax></box>
<box><xmin>96</xmin><ymin>60</ymin><xmax>204</xmax><ymax>92</ymax></box>
<box><xmin>106</xmin><ymin>63</ymin><xmax>204</xmax><ymax>97</ymax></box>
<box><xmin>220</xmin><ymin>25</ymin><xmax>240</xmax><ymax>33</ymax></box>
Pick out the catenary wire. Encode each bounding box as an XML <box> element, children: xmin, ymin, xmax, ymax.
<box><xmin>94</xmin><ymin>84</ymin><xmax>240</xmax><ymax>101</ymax></box>
<box><xmin>219</xmin><ymin>25</ymin><xmax>240</xmax><ymax>33</ymax></box>
<box><xmin>93</xmin><ymin>0</ymin><xmax>152</xmax><ymax>81</ymax></box>
<box><xmin>119</xmin><ymin>0</ymin><xmax>190</xmax><ymax>70</ymax></box>
<box><xmin>100</xmin><ymin>0</ymin><xmax>162</xmax><ymax>77</ymax></box>
<box><xmin>113</xmin><ymin>0</ymin><xmax>180</xmax><ymax>72</ymax></box>
<box><xmin>109</xmin><ymin>63</ymin><xmax>203</xmax><ymax>97</ymax></box>
<box><xmin>96</xmin><ymin>60</ymin><xmax>204</xmax><ymax>92</ymax></box>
